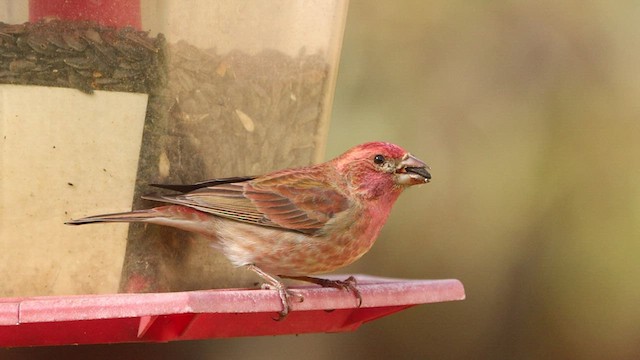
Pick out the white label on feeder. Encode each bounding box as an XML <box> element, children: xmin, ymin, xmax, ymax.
<box><xmin>0</xmin><ymin>85</ymin><xmax>148</xmax><ymax>297</ymax></box>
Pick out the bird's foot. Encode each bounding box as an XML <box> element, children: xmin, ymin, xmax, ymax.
<box><xmin>281</xmin><ymin>275</ymin><xmax>363</xmax><ymax>307</ymax></box>
<box><xmin>247</xmin><ymin>264</ymin><xmax>303</xmax><ymax>320</ymax></box>
<box><xmin>260</xmin><ymin>282</ymin><xmax>305</xmax><ymax>319</ymax></box>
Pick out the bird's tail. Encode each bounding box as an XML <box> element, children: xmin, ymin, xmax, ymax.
<box><xmin>66</xmin><ymin>205</ymin><xmax>216</xmax><ymax>236</ymax></box>
<box><xmin>65</xmin><ymin>208</ymin><xmax>162</xmax><ymax>225</ymax></box>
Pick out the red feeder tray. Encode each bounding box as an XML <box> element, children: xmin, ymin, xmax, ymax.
<box><xmin>0</xmin><ymin>275</ymin><xmax>464</xmax><ymax>347</ymax></box>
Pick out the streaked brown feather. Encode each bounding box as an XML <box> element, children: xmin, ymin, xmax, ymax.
<box><xmin>143</xmin><ymin>168</ymin><xmax>351</xmax><ymax>235</ymax></box>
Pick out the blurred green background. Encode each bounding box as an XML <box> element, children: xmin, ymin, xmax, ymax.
<box><xmin>4</xmin><ymin>0</ymin><xmax>640</xmax><ymax>359</ymax></box>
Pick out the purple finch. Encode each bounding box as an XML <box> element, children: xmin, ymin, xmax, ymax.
<box><xmin>67</xmin><ymin>141</ymin><xmax>431</xmax><ymax>318</ymax></box>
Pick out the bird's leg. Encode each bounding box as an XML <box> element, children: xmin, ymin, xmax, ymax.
<box><xmin>246</xmin><ymin>264</ymin><xmax>303</xmax><ymax>320</ymax></box>
<box><xmin>281</xmin><ymin>275</ymin><xmax>362</xmax><ymax>307</ymax></box>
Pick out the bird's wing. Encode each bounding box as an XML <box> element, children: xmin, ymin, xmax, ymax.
<box><xmin>143</xmin><ymin>169</ymin><xmax>350</xmax><ymax>235</ymax></box>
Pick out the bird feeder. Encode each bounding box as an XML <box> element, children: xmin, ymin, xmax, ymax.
<box><xmin>0</xmin><ymin>0</ymin><xmax>465</xmax><ymax>346</ymax></box>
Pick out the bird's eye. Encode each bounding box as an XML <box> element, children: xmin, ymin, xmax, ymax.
<box><xmin>373</xmin><ymin>154</ymin><xmax>385</xmax><ymax>165</ymax></box>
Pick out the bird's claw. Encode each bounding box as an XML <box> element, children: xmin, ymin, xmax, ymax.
<box><xmin>260</xmin><ymin>282</ymin><xmax>304</xmax><ymax>320</ymax></box>
<box><xmin>344</xmin><ymin>276</ymin><xmax>363</xmax><ymax>307</ymax></box>
<box><xmin>247</xmin><ymin>264</ymin><xmax>304</xmax><ymax>321</ymax></box>
<box><xmin>268</xmin><ymin>287</ymin><xmax>304</xmax><ymax>321</ymax></box>
<box><xmin>273</xmin><ymin>286</ymin><xmax>290</xmax><ymax>321</ymax></box>
<box><xmin>260</xmin><ymin>283</ymin><xmax>304</xmax><ymax>301</ymax></box>
<box><xmin>282</xmin><ymin>275</ymin><xmax>363</xmax><ymax>308</ymax></box>
<box><xmin>319</xmin><ymin>276</ymin><xmax>363</xmax><ymax>307</ymax></box>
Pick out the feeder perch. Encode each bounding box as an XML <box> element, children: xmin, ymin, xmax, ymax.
<box><xmin>0</xmin><ymin>275</ymin><xmax>465</xmax><ymax>346</ymax></box>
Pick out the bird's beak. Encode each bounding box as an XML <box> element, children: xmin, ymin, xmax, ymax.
<box><xmin>396</xmin><ymin>153</ymin><xmax>431</xmax><ymax>185</ymax></box>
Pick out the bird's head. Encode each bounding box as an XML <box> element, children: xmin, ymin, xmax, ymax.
<box><xmin>333</xmin><ymin>142</ymin><xmax>431</xmax><ymax>199</ymax></box>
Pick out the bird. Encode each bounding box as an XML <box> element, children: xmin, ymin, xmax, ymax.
<box><xmin>67</xmin><ymin>141</ymin><xmax>431</xmax><ymax>319</ymax></box>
